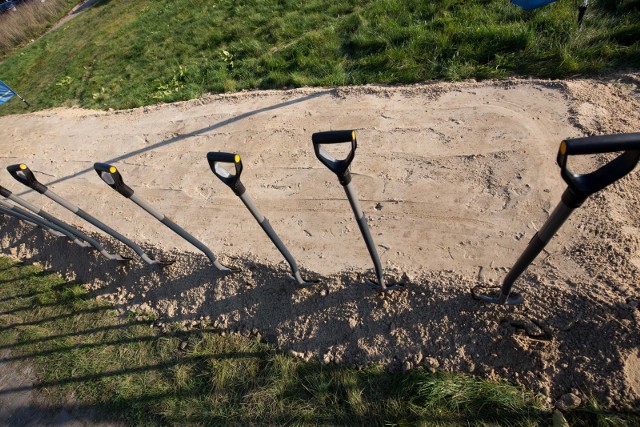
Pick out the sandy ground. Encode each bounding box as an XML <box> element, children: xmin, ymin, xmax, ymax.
<box><xmin>0</xmin><ymin>75</ymin><xmax>639</xmax><ymax>409</ymax></box>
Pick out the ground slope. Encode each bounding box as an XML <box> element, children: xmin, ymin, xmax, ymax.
<box><xmin>0</xmin><ymin>75</ymin><xmax>639</xmax><ymax>406</ymax></box>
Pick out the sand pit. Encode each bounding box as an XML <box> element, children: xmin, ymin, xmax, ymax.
<box><xmin>0</xmin><ymin>75</ymin><xmax>639</xmax><ymax>407</ymax></box>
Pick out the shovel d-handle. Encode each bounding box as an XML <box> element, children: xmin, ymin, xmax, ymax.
<box><xmin>476</xmin><ymin>132</ymin><xmax>640</xmax><ymax>306</ymax></box>
<box><xmin>557</xmin><ymin>133</ymin><xmax>640</xmax><ymax>205</ymax></box>
<box><xmin>93</xmin><ymin>163</ymin><xmax>134</xmax><ymax>198</ymax></box>
<box><xmin>207</xmin><ymin>152</ymin><xmax>246</xmax><ymax>196</ymax></box>
<box><xmin>312</xmin><ymin>130</ymin><xmax>357</xmax><ymax>185</ymax></box>
<box><xmin>7</xmin><ymin>163</ymin><xmax>48</xmax><ymax>194</ymax></box>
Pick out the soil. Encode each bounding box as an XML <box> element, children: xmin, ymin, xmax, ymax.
<box><xmin>0</xmin><ymin>74</ymin><xmax>639</xmax><ymax>410</ymax></box>
<box><xmin>0</xmin><ymin>350</ymin><xmax>115</xmax><ymax>426</ymax></box>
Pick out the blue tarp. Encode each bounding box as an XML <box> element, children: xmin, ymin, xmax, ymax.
<box><xmin>511</xmin><ymin>0</ymin><xmax>558</xmax><ymax>10</ymax></box>
<box><xmin>0</xmin><ymin>80</ymin><xmax>16</xmax><ymax>106</ymax></box>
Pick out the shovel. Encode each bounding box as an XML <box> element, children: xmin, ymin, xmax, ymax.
<box><xmin>0</xmin><ymin>201</ymin><xmax>66</xmax><ymax>237</ymax></box>
<box><xmin>473</xmin><ymin>132</ymin><xmax>640</xmax><ymax>305</ymax></box>
<box><xmin>0</xmin><ymin>198</ymin><xmax>81</xmax><ymax>242</ymax></box>
<box><xmin>0</xmin><ymin>184</ymin><xmax>128</xmax><ymax>260</ymax></box>
<box><xmin>93</xmin><ymin>163</ymin><xmax>237</xmax><ymax>272</ymax></box>
<box><xmin>7</xmin><ymin>163</ymin><xmax>167</xmax><ymax>265</ymax></box>
<box><xmin>206</xmin><ymin>152</ymin><xmax>317</xmax><ymax>286</ymax></box>
<box><xmin>311</xmin><ymin>130</ymin><xmax>402</xmax><ymax>291</ymax></box>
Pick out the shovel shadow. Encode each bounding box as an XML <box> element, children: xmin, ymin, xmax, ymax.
<box><xmin>15</xmin><ymin>89</ymin><xmax>335</xmax><ymax>197</ymax></box>
<box><xmin>0</xmin><ymin>215</ymin><xmax>234</xmax><ymax>306</ymax></box>
<box><xmin>4</xmin><ymin>214</ymin><xmax>638</xmax><ymax>405</ymax></box>
<box><xmin>146</xmin><ymin>264</ymin><xmax>640</xmax><ymax>405</ymax></box>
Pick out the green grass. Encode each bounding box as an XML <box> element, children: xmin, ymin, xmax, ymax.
<box><xmin>0</xmin><ymin>257</ymin><xmax>639</xmax><ymax>426</ymax></box>
<box><xmin>0</xmin><ymin>0</ymin><xmax>638</xmax><ymax>115</ymax></box>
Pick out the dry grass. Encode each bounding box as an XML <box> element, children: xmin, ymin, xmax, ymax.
<box><xmin>0</xmin><ymin>0</ymin><xmax>76</xmax><ymax>58</ymax></box>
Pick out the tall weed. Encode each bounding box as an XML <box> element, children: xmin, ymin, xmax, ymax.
<box><xmin>0</xmin><ymin>0</ymin><xmax>77</xmax><ymax>58</ymax></box>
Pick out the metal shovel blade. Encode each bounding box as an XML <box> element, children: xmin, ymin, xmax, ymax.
<box><xmin>471</xmin><ymin>286</ymin><xmax>524</xmax><ymax>305</ymax></box>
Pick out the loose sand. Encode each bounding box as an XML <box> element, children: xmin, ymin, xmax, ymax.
<box><xmin>0</xmin><ymin>75</ymin><xmax>639</xmax><ymax>407</ymax></box>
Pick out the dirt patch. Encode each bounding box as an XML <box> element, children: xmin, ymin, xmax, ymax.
<box><xmin>624</xmin><ymin>350</ymin><xmax>640</xmax><ymax>399</ymax></box>
<box><xmin>0</xmin><ymin>75</ymin><xmax>639</xmax><ymax>407</ymax></box>
<box><xmin>0</xmin><ymin>349</ymin><xmax>117</xmax><ymax>426</ymax></box>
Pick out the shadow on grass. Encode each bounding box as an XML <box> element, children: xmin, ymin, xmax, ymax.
<box><xmin>0</xmin><ymin>326</ymin><xmax>213</xmax><ymax>363</ymax></box>
<box><xmin>0</xmin><ymin>259</ymin><xmax>549</xmax><ymax>426</ymax></box>
<box><xmin>0</xmin><ymin>269</ymin><xmax>52</xmax><ymax>286</ymax></box>
<box><xmin>0</xmin><ymin>276</ymin><xmax>82</xmax><ymax>304</ymax></box>
<box><xmin>0</xmin><ymin>320</ymin><xmax>150</xmax><ymax>351</ymax></box>
<box><xmin>0</xmin><ymin>344</ymin><xmax>550</xmax><ymax>425</ymax></box>
<box><xmin>0</xmin><ymin>400</ymin><xmax>465</xmax><ymax>427</ymax></box>
<box><xmin>0</xmin><ymin>305</ymin><xmax>112</xmax><ymax>332</ymax></box>
<box><xmin>0</xmin><ymin>350</ymin><xmax>262</xmax><ymax>397</ymax></box>
<box><xmin>1</xmin><ymin>254</ymin><xmax>640</xmax><ymax>425</ymax></box>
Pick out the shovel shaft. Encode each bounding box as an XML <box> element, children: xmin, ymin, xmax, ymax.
<box><xmin>0</xmin><ymin>206</ymin><xmax>40</xmax><ymax>229</ymax></box>
<box><xmin>5</xmin><ymin>194</ymin><xmax>120</xmax><ymax>258</ymax></box>
<box><xmin>238</xmin><ymin>191</ymin><xmax>302</xmax><ymax>277</ymax></box>
<box><xmin>130</xmin><ymin>194</ymin><xmax>164</xmax><ymax>221</ymax></box>
<box><xmin>128</xmin><ymin>193</ymin><xmax>229</xmax><ymax>271</ymax></box>
<box><xmin>160</xmin><ymin>217</ymin><xmax>229</xmax><ymax>271</ymax></box>
<box><xmin>12</xmin><ymin>91</ymin><xmax>30</xmax><ymax>108</ymax></box>
<box><xmin>206</xmin><ymin>154</ymin><xmax>303</xmax><ymax>280</ymax></box>
<box><xmin>44</xmin><ymin>189</ymin><xmax>156</xmax><ymax>264</ymax></box>
<box><xmin>343</xmin><ymin>182</ymin><xmax>386</xmax><ymax>288</ymax></box>
<box><xmin>0</xmin><ymin>201</ymin><xmax>68</xmax><ymax>239</ymax></box>
<box><xmin>498</xmin><ymin>189</ymin><xmax>579</xmax><ymax>303</ymax></box>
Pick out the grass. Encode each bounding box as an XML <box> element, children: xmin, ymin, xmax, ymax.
<box><xmin>0</xmin><ymin>257</ymin><xmax>639</xmax><ymax>426</ymax></box>
<box><xmin>0</xmin><ymin>0</ymin><xmax>638</xmax><ymax>115</ymax></box>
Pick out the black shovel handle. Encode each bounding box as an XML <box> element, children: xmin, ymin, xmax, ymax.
<box><xmin>557</xmin><ymin>133</ymin><xmax>640</xmax><ymax>198</ymax></box>
<box><xmin>312</xmin><ymin>130</ymin><xmax>357</xmax><ymax>185</ymax></box>
<box><xmin>207</xmin><ymin>152</ymin><xmax>246</xmax><ymax>196</ymax></box>
<box><xmin>0</xmin><ymin>185</ymin><xmax>12</xmax><ymax>198</ymax></box>
<box><xmin>7</xmin><ymin>163</ymin><xmax>48</xmax><ymax>194</ymax></box>
<box><xmin>94</xmin><ymin>163</ymin><xmax>134</xmax><ymax>198</ymax></box>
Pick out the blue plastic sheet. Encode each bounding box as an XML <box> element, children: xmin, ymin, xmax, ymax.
<box><xmin>0</xmin><ymin>80</ymin><xmax>16</xmax><ymax>106</ymax></box>
<box><xmin>511</xmin><ymin>0</ymin><xmax>558</xmax><ymax>10</ymax></box>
